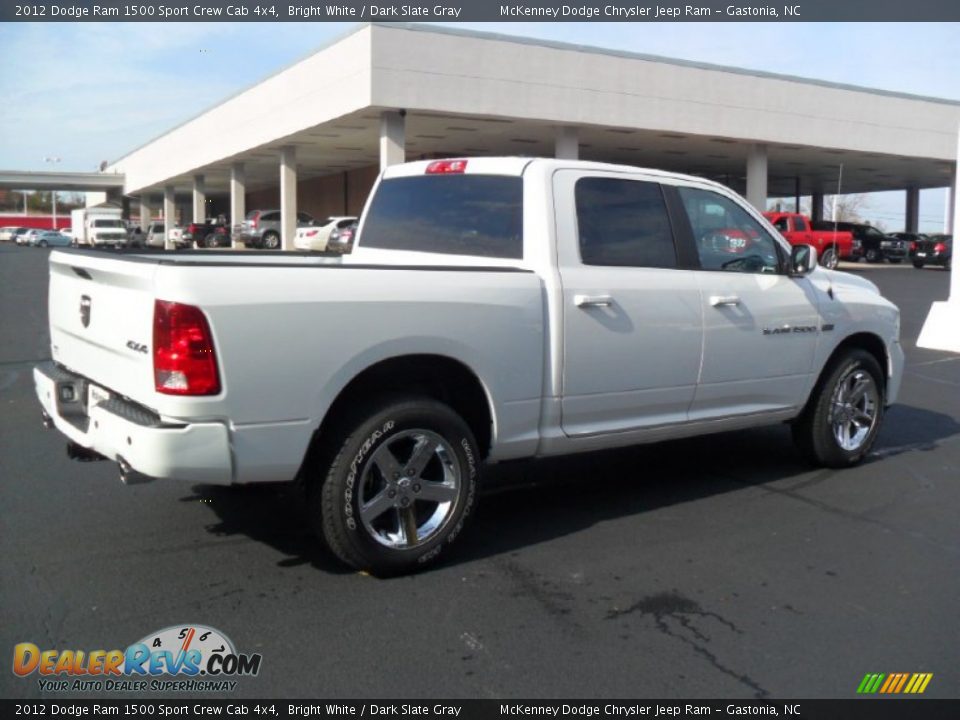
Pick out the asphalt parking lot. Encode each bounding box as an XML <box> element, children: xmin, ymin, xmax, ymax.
<box><xmin>1</xmin><ymin>245</ymin><xmax>957</xmax><ymax>700</ymax></box>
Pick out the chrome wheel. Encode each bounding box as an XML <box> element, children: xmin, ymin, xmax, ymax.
<box><xmin>830</xmin><ymin>369</ymin><xmax>880</xmax><ymax>451</ymax></box>
<box><xmin>821</xmin><ymin>247</ymin><xmax>838</xmax><ymax>270</ymax></box>
<box><xmin>357</xmin><ymin>429</ymin><xmax>461</xmax><ymax>550</ymax></box>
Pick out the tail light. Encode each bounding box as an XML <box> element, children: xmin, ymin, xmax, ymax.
<box><xmin>934</xmin><ymin>242</ymin><xmax>947</xmax><ymax>253</ymax></box>
<box><xmin>910</xmin><ymin>241</ymin><xmax>917</xmax><ymax>252</ymax></box>
<box><xmin>249</xmin><ymin>211</ymin><xmax>260</xmax><ymax>230</ymax></box>
<box><xmin>153</xmin><ymin>300</ymin><xmax>220</xmax><ymax>396</ymax></box>
<box><xmin>303</xmin><ymin>230</ymin><xmax>319</xmax><ymax>237</ymax></box>
<box><xmin>426</xmin><ymin>160</ymin><xmax>468</xmax><ymax>174</ymax></box>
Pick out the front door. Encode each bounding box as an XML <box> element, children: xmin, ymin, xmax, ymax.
<box><xmin>676</xmin><ymin>186</ymin><xmax>821</xmax><ymax>420</ymax></box>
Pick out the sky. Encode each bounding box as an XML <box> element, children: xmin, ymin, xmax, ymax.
<box><xmin>1</xmin><ymin>21</ymin><xmax>958</xmax><ymax>231</ymax></box>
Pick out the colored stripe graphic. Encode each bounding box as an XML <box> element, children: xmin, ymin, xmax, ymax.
<box><xmin>858</xmin><ymin>672</ymin><xmax>933</xmax><ymax>694</ymax></box>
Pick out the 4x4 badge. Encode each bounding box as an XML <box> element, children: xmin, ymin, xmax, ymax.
<box><xmin>80</xmin><ymin>295</ymin><xmax>91</xmax><ymax>328</ymax></box>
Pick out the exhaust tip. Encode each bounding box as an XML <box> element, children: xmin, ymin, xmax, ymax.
<box><xmin>118</xmin><ymin>456</ymin><xmax>153</xmax><ymax>485</ymax></box>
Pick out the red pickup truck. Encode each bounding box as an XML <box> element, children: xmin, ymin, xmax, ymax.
<box><xmin>763</xmin><ymin>212</ymin><xmax>859</xmax><ymax>270</ymax></box>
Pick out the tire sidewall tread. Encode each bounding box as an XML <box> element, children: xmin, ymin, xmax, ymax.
<box><xmin>312</xmin><ymin>396</ymin><xmax>479</xmax><ymax>575</ymax></box>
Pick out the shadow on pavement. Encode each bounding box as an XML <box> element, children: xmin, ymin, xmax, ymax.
<box><xmin>192</xmin><ymin>404</ymin><xmax>960</xmax><ymax>574</ymax></box>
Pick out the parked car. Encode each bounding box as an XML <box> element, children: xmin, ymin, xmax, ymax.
<box><xmin>763</xmin><ymin>212</ymin><xmax>858</xmax><ymax>269</ymax></box>
<box><xmin>911</xmin><ymin>234</ymin><xmax>952</xmax><ymax>270</ymax></box>
<box><xmin>34</xmin><ymin>157</ymin><xmax>903</xmax><ymax>575</ymax></box>
<box><xmin>144</xmin><ymin>223</ymin><xmax>191</xmax><ymax>250</ymax></box>
<box><xmin>28</xmin><ymin>230</ymin><xmax>72</xmax><ymax>248</ymax></box>
<box><xmin>13</xmin><ymin>228</ymin><xmax>33</xmax><ymax>245</ymax></box>
<box><xmin>294</xmin><ymin>216</ymin><xmax>357</xmax><ymax>252</ymax></box>
<box><xmin>810</xmin><ymin>222</ymin><xmax>900</xmax><ymax>263</ymax></box>
<box><xmin>20</xmin><ymin>229</ymin><xmax>43</xmax><ymax>246</ymax></box>
<box><xmin>0</xmin><ymin>226</ymin><xmax>27</xmax><ymax>242</ymax></box>
<box><xmin>327</xmin><ymin>219</ymin><xmax>358</xmax><ymax>254</ymax></box>
<box><xmin>182</xmin><ymin>219</ymin><xmax>231</xmax><ymax>248</ymax></box>
<box><xmin>234</xmin><ymin>209</ymin><xmax>315</xmax><ymax>249</ymax></box>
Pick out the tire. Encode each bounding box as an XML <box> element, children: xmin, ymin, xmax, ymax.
<box><xmin>820</xmin><ymin>246</ymin><xmax>839</xmax><ymax>270</ymax></box>
<box><xmin>38</xmin><ymin>240</ymin><xmax>48</xmax><ymax>248</ymax></box>
<box><xmin>261</xmin><ymin>232</ymin><xmax>280</xmax><ymax>250</ymax></box>
<box><xmin>792</xmin><ymin>349</ymin><xmax>885</xmax><ymax>468</ymax></box>
<box><xmin>309</xmin><ymin>396</ymin><xmax>480</xmax><ymax>575</ymax></box>
<box><xmin>913</xmin><ymin>260</ymin><xmax>925</xmax><ymax>269</ymax></box>
<box><xmin>888</xmin><ymin>258</ymin><xmax>903</xmax><ymax>264</ymax></box>
<box><xmin>864</xmin><ymin>247</ymin><xmax>882</xmax><ymax>263</ymax></box>
<box><xmin>203</xmin><ymin>233</ymin><xmax>221</xmax><ymax>248</ymax></box>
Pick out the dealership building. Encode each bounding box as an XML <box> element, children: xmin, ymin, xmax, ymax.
<box><xmin>4</xmin><ymin>23</ymin><xmax>960</xmax><ymax>245</ymax></box>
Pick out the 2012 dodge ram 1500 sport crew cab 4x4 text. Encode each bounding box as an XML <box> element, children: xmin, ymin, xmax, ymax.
<box><xmin>34</xmin><ymin>158</ymin><xmax>904</xmax><ymax>575</ymax></box>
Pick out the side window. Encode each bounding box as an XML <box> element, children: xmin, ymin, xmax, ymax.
<box><xmin>773</xmin><ymin>217</ymin><xmax>789</xmax><ymax>232</ymax></box>
<box><xmin>575</xmin><ymin>177</ymin><xmax>677</xmax><ymax>268</ymax></box>
<box><xmin>677</xmin><ymin>187</ymin><xmax>781</xmax><ymax>274</ymax></box>
<box><xmin>262</xmin><ymin>212</ymin><xmax>280</xmax><ymax>222</ymax></box>
<box><xmin>793</xmin><ymin>216</ymin><xmax>808</xmax><ymax>232</ymax></box>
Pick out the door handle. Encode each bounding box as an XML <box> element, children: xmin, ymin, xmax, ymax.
<box><xmin>574</xmin><ymin>294</ymin><xmax>613</xmax><ymax>308</ymax></box>
<box><xmin>709</xmin><ymin>295</ymin><xmax>741</xmax><ymax>307</ymax></box>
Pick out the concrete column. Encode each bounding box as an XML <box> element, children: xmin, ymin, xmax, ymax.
<box><xmin>192</xmin><ymin>174</ymin><xmax>206</xmax><ymax>223</ymax></box>
<box><xmin>555</xmin><ymin>126</ymin><xmax>579</xmax><ymax>160</ymax></box>
<box><xmin>902</xmin><ymin>186</ymin><xmax>920</xmax><ymax>234</ymax></box>
<box><xmin>230</xmin><ymin>162</ymin><xmax>246</xmax><ymax>249</ymax></box>
<box><xmin>380</xmin><ymin>110</ymin><xmax>405</xmax><ymax>170</ymax></box>
<box><xmin>163</xmin><ymin>185</ymin><xmax>176</xmax><ymax>251</ymax></box>
<box><xmin>280</xmin><ymin>146</ymin><xmax>297</xmax><ymax>251</ymax></box>
<box><xmin>811</xmin><ymin>192</ymin><xmax>825</xmax><ymax>222</ymax></box>
<box><xmin>745</xmin><ymin>144</ymin><xmax>768</xmax><ymax>212</ymax></box>
<box><xmin>138</xmin><ymin>197</ymin><xmax>151</xmax><ymax>233</ymax></box>
<box><xmin>947</xmin><ymin>176</ymin><xmax>956</xmax><ymax>234</ymax></box>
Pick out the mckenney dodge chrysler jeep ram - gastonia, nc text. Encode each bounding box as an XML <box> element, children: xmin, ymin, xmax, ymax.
<box><xmin>34</xmin><ymin>157</ymin><xmax>904</xmax><ymax>574</ymax></box>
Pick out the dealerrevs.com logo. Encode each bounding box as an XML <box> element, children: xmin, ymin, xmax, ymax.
<box><xmin>13</xmin><ymin>624</ymin><xmax>262</xmax><ymax>693</ymax></box>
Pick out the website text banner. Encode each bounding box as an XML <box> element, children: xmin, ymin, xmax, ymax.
<box><xmin>2</xmin><ymin>701</ymin><xmax>960</xmax><ymax>720</ymax></box>
<box><xmin>4</xmin><ymin>0</ymin><xmax>960</xmax><ymax>22</ymax></box>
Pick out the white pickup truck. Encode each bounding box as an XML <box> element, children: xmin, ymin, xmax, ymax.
<box><xmin>34</xmin><ymin>157</ymin><xmax>903</xmax><ymax>574</ymax></box>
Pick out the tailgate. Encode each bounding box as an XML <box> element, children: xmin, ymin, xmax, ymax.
<box><xmin>48</xmin><ymin>251</ymin><xmax>158</xmax><ymax>408</ymax></box>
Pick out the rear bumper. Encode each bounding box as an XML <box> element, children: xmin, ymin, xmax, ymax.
<box><xmin>34</xmin><ymin>362</ymin><xmax>233</xmax><ymax>484</ymax></box>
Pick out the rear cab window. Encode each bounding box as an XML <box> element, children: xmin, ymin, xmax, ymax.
<box><xmin>360</xmin><ymin>174</ymin><xmax>523</xmax><ymax>259</ymax></box>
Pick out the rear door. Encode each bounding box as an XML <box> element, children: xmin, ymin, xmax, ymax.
<box><xmin>554</xmin><ymin>170</ymin><xmax>703</xmax><ymax>436</ymax></box>
<box><xmin>676</xmin><ymin>186</ymin><xmax>821</xmax><ymax>419</ymax></box>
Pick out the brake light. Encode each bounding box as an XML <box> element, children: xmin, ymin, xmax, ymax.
<box><xmin>910</xmin><ymin>241</ymin><xmax>917</xmax><ymax>252</ymax></box>
<box><xmin>426</xmin><ymin>160</ymin><xmax>468</xmax><ymax>174</ymax></box>
<box><xmin>153</xmin><ymin>300</ymin><xmax>220</xmax><ymax>396</ymax></box>
<box><xmin>304</xmin><ymin>230</ymin><xmax>319</xmax><ymax>237</ymax></box>
<box><xmin>250</xmin><ymin>212</ymin><xmax>260</xmax><ymax>230</ymax></box>
<box><xmin>934</xmin><ymin>242</ymin><xmax>947</xmax><ymax>253</ymax></box>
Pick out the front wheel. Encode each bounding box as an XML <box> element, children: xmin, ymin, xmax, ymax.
<box><xmin>310</xmin><ymin>396</ymin><xmax>480</xmax><ymax>575</ymax></box>
<box><xmin>792</xmin><ymin>349</ymin><xmax>884</xmax><ymax>468</ymax></box>
<box><xmin>864</xmin><ymin>248</ymin><xmax>882</xmax><ymax>263</ymax></box>
<box><xmin>820</xmin><ymin>246</ymin><xmax>839</xmax><ymax>270</ymax></box>
<box><xmin>913</xmin><ymin>260</ymin><xmax>925</xmax><ymax>269</ymax></box>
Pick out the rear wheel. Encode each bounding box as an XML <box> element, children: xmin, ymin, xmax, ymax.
<box><xmin>913</xmin><ymin>260</ymin><xmax>925</xmax><ymax>269</ymax></box>
<box><xmin>309</xmin><ymin>396</ymin><xmax>480</xmax><ymax>575</ymax></box>
<box><xmin>865</xmin><ymin>247</ymin><xmax>882</xmax><ymax>263</ymax></box>
<box><xmin>261</xmin><ymin>232</ymin><xmax>280</xmax><ymax>250</ymax></box>
<box><xmin>820</xmin><ymin>246</ymin><xmax>839</xmax><ymax>270</ymax></box>
<box><xmin>792</xmin><ymin>349</ymin><xmax>884</xmax><ymax>468</ymax></box>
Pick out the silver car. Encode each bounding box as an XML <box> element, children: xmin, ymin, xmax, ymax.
<box><xmin>234</xmin><ymin>209</ymin><xmax>315</xmax><ymax>249</ymax></box>
<box><xmin>28</xmin><ymin>230</ymin><xmax>72</xmax><ymax>248</ymax></box>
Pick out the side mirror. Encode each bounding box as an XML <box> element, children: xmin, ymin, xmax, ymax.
<box><xmin>789</xmin><ymin>244</ymin><xmax>817</xmax><ymax>276</ymax></box>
